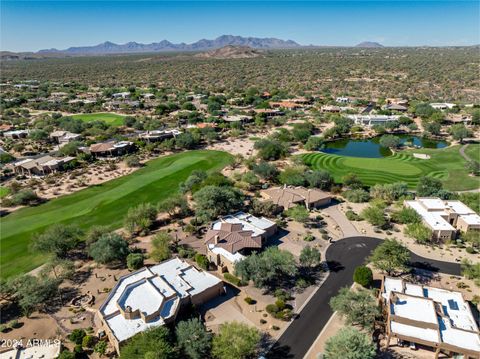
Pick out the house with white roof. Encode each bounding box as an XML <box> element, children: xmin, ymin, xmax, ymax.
<box><xmin>404</xmin><ymin>198</ymin><xmax>480</xmax><ymax>241</ymax></box>
<box><xmin>430</xmin><ymin>103</ymin><xmax>456</xmax><ymax>110</ymax></box>
<box><xmin>380</xmin><ymin>276</ymin><xmax>480</xmax><ymax>358</ymax></box>
<box><xmin>346</xmin><ymin>114</ymin><xmax>401</xmax><ymax>126</ymax></box>
<box><xmin>96</xmin><ymin>257</ymin><xmax>223</xmax><ymax>353</ymax></box>
<box><xmin>205</xmin><ymin>212</ymin><xmax>277</xmax><ymax>273</ymax></box>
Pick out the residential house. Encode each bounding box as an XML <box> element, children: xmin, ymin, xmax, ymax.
<box><xmin>88</xmin><ymin>141</ymin><xmax>134</xmax><ymax>157</ymax></box>
<box><xmin>96</xmin><ymin>258</ymin><xmax>223</xmax><ymax>353</ymax></box>
<box><xmin>430</xmin><ymin>103</ymin><xmax>456</xmax><ymax>110</ymax></box>
<box><xmin>223</xmin><ymin>115</ymin><xmax>253</xmax><ymax>123</ymax></box>
<box><xmin>321</xmin><ymin>105</ymin><xmax>341</xmax><ymax>113</ymax></box>
<box><xmin>383</xmin><ymin>103</ymin><xmax>408</xmax><ymax>112</ymax></box>
<box><xmin>49</xmin><ymin>130</ymin><xmax>82</xmax><ymax>144</ymax></box>
<box><xmin>112</xmin><ymin>92</ymin><xmax>131</xmax><ymax>99</ymax></box>
<box><xmin>336</xmin><ymin>97</ymin><xmax>351</xmax><ymax>104</ymax></box>
<box><xmin>404</xmin><ymin>198</ymin><xmax>480</xmax><ymax>241</ymax></box>
<box><xmin>10</xmin><ymin>155</ymin><xmax>75</xmax><ymax>177</ymax></box>
<box><xmin>261</xmin><ymin>186</ymin><xmax>331</xmax><ymax>210</ymax></box>
<box><xmin>3</xmin><ymin>129</ymin><xmax>30</xmax><ymax>139</ymax></box>
<box><xmin>205</xmin><ymin>212</ymin><xmax>277</xmax><ymax>273</ymax></box>
<box><xmin>138</xmin><ymin>129</ymin><xmax>181</xmax><ymax>142</ymax></box>
<box><xmin>380</xmin><ymin>276</ymin><xmax>480</xmax><ymax>358</ymax></box>
<box><xmin>253</xmin><ymin>108</ymin><xmax>284</xmax><ymax>118</ymax></box>
<box><xmin>346</xmin><ymin>114</ymin><xmax>401</xmax><ymax>126</ymax></box>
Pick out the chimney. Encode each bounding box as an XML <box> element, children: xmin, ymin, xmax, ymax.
<box><xmin>214</xmin><ymin>235</ymin><xmax>219</xmax><ymax>244</ymax></box>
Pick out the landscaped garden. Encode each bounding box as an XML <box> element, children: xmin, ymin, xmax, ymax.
<box><xmin>303</xmin><ymin>144</ymin><xmax>480</xmax><ymax>191</ymax></box>
<box><xmin>0</xmin><ymin>150</ymin><xmax>232</xmax><ymax>279</ymax></box>
<box><xmin>70</xmin><ymin>112</ymin><xmax>125</xmax><ymax>126</ymax></box>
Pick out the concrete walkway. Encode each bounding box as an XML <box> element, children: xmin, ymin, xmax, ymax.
<box><xmin>322</xmin><ymin>205</ymin><xmax>359</xmax><ymax>238</ymax></box>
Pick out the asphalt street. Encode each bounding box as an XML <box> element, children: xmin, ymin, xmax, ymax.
<box><xmin>267</xmin><ymin>236</ymin><xmax>462</xmax><ymax>359</ymax></box>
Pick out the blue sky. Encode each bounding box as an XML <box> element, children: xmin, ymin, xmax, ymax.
<box><xmin>1</xmin><ymin>1</ymin><xmax>479</xmax><ymax>52</ymax></box>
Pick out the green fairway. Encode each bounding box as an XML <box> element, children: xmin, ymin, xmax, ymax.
<box><xmin>70</xmin><ymin>112</ymin><xmax>125</xmax><ymax>126</ymax></box>
<box><xmin>464</xmin><ymin>144</ymin><xmax>480</xmax><ymax>162</ymax></box>
<box><xmin>0</xmin><ymin>186</ymin><xmax>10</xmax><ymax>198</ymax></box>
<box><xmin>302</xmin><ymin>144</ymin><xmax>480</xmax><ymax>191</ymax></box>
<box><xmin>0</xmin><ymin>150</ymin><xmax>232</xmax><ymax>279</ymax></box>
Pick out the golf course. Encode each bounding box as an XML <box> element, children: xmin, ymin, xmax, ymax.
<box><xmin>303</xmin><ymin>144</ymin><xmax>480</xmax><ymax>191</ymax></box>
<box><xmin>70</xmin><ymin>112</ymin><xmax>125</xmax><ymax>126</ymax></box>
<box><xmin>0</xmin><ymin>150</ymin><xmax>233</xmax><ymax>279</ymax></box>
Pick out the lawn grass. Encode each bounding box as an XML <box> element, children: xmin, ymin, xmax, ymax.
<box><xmin>0</xmin><ymin>186</ymin><xmax>10</xmax><ymax>198</ymax></box>
<box><xmin>70</xmin><ymin>112</ymin><xmax>125</xmax><ymax>126</ymax></box>
<box><xmin>302</xmin><ymin>144</ymin><xmax>480</xmax><ymax>191</ymax></box>
<box><xmin>0</xmin><ymin>150</ymin><xmax>232</xmax><ymax>279</ymax></box>
<box><xmin>464</xmin><ymin>143</ymin><xmax>480</xmax><ymax>162</ymax></box>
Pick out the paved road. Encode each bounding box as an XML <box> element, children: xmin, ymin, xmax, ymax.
<box><xmin>267</xmin><ymin>236</ymin><xmax>462</xmax><ymax>359</ymax></box>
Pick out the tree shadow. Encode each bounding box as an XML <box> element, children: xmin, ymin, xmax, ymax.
<box><xmin>326</xmin><ymin>260</ymin><xmax>344</xmax><ymax>272</ymax></box>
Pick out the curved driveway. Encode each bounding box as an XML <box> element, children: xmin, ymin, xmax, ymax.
<box><xmin>267</xmin><ymin>236</ymin><xmax>462</xmax><ymax>359</ymax></box>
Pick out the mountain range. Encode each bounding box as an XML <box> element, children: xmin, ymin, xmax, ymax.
<box><xmin>38</xmin><ymin>35</ymin><xmax>302</xmax><ymax>55</ymax></box>
<box><xmin>355</xmin><ymin>41</ymin><xmax>384</xmax><ymax>48</ymax></box>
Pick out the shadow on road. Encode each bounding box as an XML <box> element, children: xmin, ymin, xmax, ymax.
<box><xmin>325</xmin><ymin>260</ymin><xmax>344</xmax><ymax>272</ymax></box>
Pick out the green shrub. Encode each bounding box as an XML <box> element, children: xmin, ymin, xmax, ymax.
<box><xmin>272</xmin><ymin>325</ymin><xmax>280</xmax><ymax>330</ymax></box>
<box><xmin>296</xmin><ymin>277</ymin><xmax>309</xmax><ymax>289</ymax></box>
<box><xmin>73</xmin><ymin>344</ymin><xmax>83</xmax><ymax>355</ymax></box>
<box><xmin>303</xmin><ymin>234</ymin><xmax>315</xmax><ymax>242</ymax></box>
<box><xmin>275</xmin><ymin>299</ymin><xmax>286</xmax><ymax>311</ymax></box>
<box><xmin>260</xmin><ymin>319</ymin><xmax>267</xmax><ymax>324</ymax></box>
<box><xmin>466</xmin><ymin>247</ymin><xmax>476</xmax><ymax>254</ymax></box>
<box><xmin>194</xmin><ymin>253</ymin><xmax>209</xmax><ymax>270</ymax></box>
<box><xmin>69</xmin><ymin>329</ymin><xmax>86</xmax><ymax>345</ymax></box>
<box><xmin>353</xmin><ymin>266</ymin><xmax>373</xmax><ymax>287</ymax></box>
<box><xmin>8</xmin><ymin>320</ymin><xmax>20</xmax><ymax>329</ymax></box>
<box><xmin>224</xmin><ymin>273</ymin><xmax>246</xmax><ymax>286</ymax></box>
<box><xmin>82</xmin><ymin>335</ymin><xmax>95</xmax><ymax>348</ymax></box>
<box><xmin>244</xmin><ymin>297</ymin><xmax>256</xmax><ymax>305</ymax></box>
<box><xmin>266</xmin><ymin>304</ymin><xmax>279</xmax><ymax>314</ymax></box>
<box><xmin>126</xmin><ymin>253</ymin><xmax>144</xmax><ymax>270</ymax></box>
<box><xmin>346</xmin><ymin>210</ymin><xmax>361</xmax><ymax>221</ymax></box>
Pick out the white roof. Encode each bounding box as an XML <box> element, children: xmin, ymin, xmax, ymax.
<box><xmin>212</xmin><ymin>212</ymin><xmax>275</xmax><ymax>237</ymax></box>
<box><xmin>390</xmin><ymin>321</ymin><xmax>439</xmax><ymax>343</ymax></box>
<box><xmin>439</xmin><ymin>317</ymin><xmax>480</xmax><ymax>352</ymax></box>
<box><xmin>384</xmin><ymin>276</ymin><xmax>480</xmax><ymax>353</ymax></box>
<box><xmin>390</xmin><ymin>293</ymin><xmax>437</xmax><ymax>324</ymax></box>
<box><xmin>423</xmin><ymin>287</ymin><xmax>478</xmax><ymax>332</ymax></box>
<box><xmin>99</xmin><ymin>258</ymin><xmax>221</xmax><ymax>343</ymax></box>
<box><xmin>460</xmin><ymin>214</ymin><xmax>480</xmax><ymax>225</ymax></box>
<box><xmin>405</xmin><ymin>198</ymin><xmax>480</xmax><ymax>231</ymax></box>
<box><xmin>0</xmin><ymin>345</ymin><xmax>60</xmax><ymax>359</ymax></box>
<box><xmin>404</xmin><ymin>283</ymin><xmax>424</xmax><ymax>297</ymax></box>
<box><xmin>445</xmin><ymin>200</ymin><xmax>475</xmax><ymax>215</ymax></box>
<box><xmin>382</xmin><ymin>277</ymin><xmax>403</xmax><ymax>299</ymax></box>
<box><xmin>405</xmin><ymin>200</ymin><xmax>455</xmax><ymax>231</ymax></box>
<box><xmin>209</xmin><ymin>244</ymin><xmax>245</xmax><ymax>263</ymax></box>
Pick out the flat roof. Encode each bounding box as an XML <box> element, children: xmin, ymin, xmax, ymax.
<box><xmin>390</xmin><ymin>321</ymin><xmax>439</xmax><ymax>343</ymax></box>
<box><xmin>405</xmin><ymin>201</ymin><xmax>455</xmax><ymax>231</ymax></box>
<box><xmin>209</xmin><ymin>244</ymin><xmax>245</xmax><ymax>263</ymax></box>
<box><xmin>383</xmin><ymin>276</ymin><xmax>480</xmax><ymax>353</ymax></box>
<box><xmin>390</xmin><ymin>293</ymin><xmax>438</xmax><ymax>325</ymax></box>
<box><xmin>99</xmin><ymin>258</ymin><xmax>221</xmax><ymax>343</ymax></box>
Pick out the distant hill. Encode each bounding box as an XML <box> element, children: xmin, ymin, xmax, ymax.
<box><xmin>194</xmin><ymin>45</ymin><xmax>264</xmax><ymax>59</ymax></box>
<box><xmin>36</xmin><ymin>35</ymin><xmax>301</xmax><ymax>55</ymax></box>
<box><xmin>355</xmin><ymin>41</ymin><xmax>384</xmax><ymax>48</ymax></box>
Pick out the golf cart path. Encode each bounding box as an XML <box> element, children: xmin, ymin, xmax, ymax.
<box><xmin>459</xmin><ymin>143</ymin><xmax>471</xmax><ymax>161</ymax></box>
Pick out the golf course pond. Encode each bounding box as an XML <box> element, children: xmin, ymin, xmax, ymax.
<box><xmin>321</xmin><ymin>135</ymin><xmax>448</xmax><ymax>158</ymax></box>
